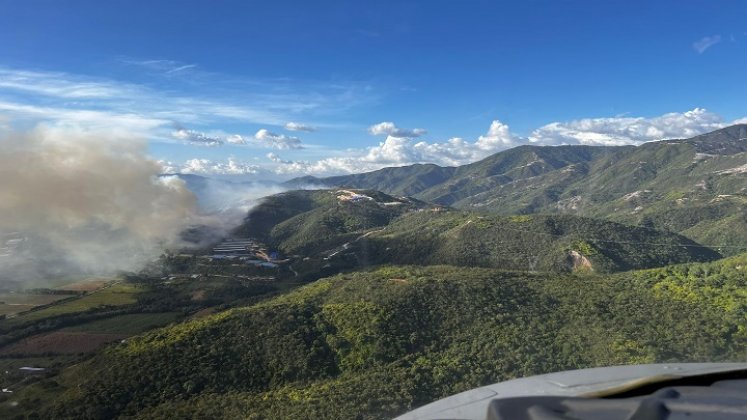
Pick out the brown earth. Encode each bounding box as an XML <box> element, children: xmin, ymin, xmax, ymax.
<box><xmin>568</xmin><ymin>250</ymin><xmax>594</xmax><ymax>271</ymax></box>
<box><xmin>56</xmin><ymin>279</ymin><xmax>110</xmax><ymax>292</ymax></box>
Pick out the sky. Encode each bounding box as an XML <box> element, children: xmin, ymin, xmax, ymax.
<box><xmin>0</xmin><ymin>0</ymin><xmax>746</xmax><ymax>179</ymax></box>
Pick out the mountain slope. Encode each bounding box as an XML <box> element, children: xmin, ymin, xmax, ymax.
<box><xmin>14</xmin><ymin>256</ymin><xmax>747</xmax><ymax>419</ymax></box>
<box><xmin>349</xmin><ymin>211</ymin><xmax>719</xmax><ymax>272</ymax></box>
<box><xmin>236</xmin><ymin>189</ymin><xmax>720</xmax><ymax>273</ymax></box>
<box><xmin>289</xmin><ymin>125</ymin><xmax>747</xmax><ymax>252</ymax></box>
<box><xmin>284</xmin><ymin>164</ymin><xmax>457</xmax><ymax>197</ymax></box>
<box><xmin>234</xmin><ymin>189</ymin><xmax>432</xmax><ymax>255</ymax></box>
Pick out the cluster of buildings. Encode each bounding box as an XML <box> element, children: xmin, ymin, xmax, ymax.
<box><xmin>204</xmin><ymin>238</ymin><xmax>281</xmax><ymax>269</ymax></box>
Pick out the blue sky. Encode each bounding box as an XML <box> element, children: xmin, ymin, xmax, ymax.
<box><xmin>0</xmin><ymin>0</ymin><xmax>745</xmax><ymax>178</ymax></box>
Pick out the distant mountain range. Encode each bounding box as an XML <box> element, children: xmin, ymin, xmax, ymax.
<box><xmin>286</xmin><ymin>125</ymin><xmax>747</xmax><ymax>254</ymax></box>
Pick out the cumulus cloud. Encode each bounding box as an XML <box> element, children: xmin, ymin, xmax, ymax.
<box><xmin>528</xmin><ymin>108</ymin><xmax>724</xmax><ymax>146</ymax></box>
<box><xmin>268</xmin><ymin>119</ymin><xmax>518</xmax><ymax>175</ymax></box>
<box><xmin>266</xmin><ymin>108</ymin><xmax>745</xmax><ymax>176</ymax></box>
<box><xmin>169</xmin><ymin>127</ymin><xmax>305</xmax><ymax>150</ymax></box>
<box><xmin>161</xmin><ymin>157</ymin><xmax>260</xmax><ymax>175</ymax></box>
<box><xmin>476</xmin><ymin>120</ymin><xmax>517</xmax><ymax>149</ymax></box>
<box><xmin>368</xmin><ymin>121</ymin><xmax>427</xmax><ymax>138</ymax></box>
<box><xmin>358</xmin><ymin>120</ymin><xmax>516</xmax><ymax>167</ymax></box>
<box><xmin>285</xmin><ymin>121</ymin><xmax>316</xmax><ymax>132</ymax></box>
<box><xmin>172</xmin><ymin>128</ymin><xmax>223</xmax><ymax>147</ymax></box>
<box><xmin>268</xmin><ymin>154</ymin><xmax>362</xmax><ymax>175</ymax></box>
<box><xmin>693</xmin><ymin>35</ymin><xmax>722</xmax><ymax>54</ymax></box>
<box><xmin>254</xmin><ymin>129</ymin><xmax>303</xmax><ymax>149</ymax></box>
<box><xmin>266</xmin><ymin>152</ymin><xmax>292</xmax><ymax>164</ymax></box>
<box><xmin>225</xmin><ymin>134</ymin><xmax>248</xmax><ymax>144</ymax></box>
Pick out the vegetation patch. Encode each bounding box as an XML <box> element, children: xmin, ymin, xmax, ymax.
<box><xmin>571</xmin><ymin>240</ymin><xmax>598</xmax><ymax>256</ymax></box>
<box><xmin>62</xmin><ymin>312</ymin><xmax>181</xmax><ymax>335</ymax></box>
<box><xmin>7</xmin><ymin>261</ymin><xmax>745</xmax><ymax>419</ymax></box>
<box><xmin>0</xmin><ymin>332</ymin><xmax>127</xmax><ymax>356</ymax></box>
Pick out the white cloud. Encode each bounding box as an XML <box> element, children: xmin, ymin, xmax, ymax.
<box><xmin>268</xmin><ymin>154</ymin><xmax>365</xmax><ymax>175</ymax></box>
<box><xmin>528</xmin><ymin>108</ymin><xmax>724</xmax><ymax>146</ymax></box>
<box><xmin>169</xmin><ymin>128</ymin><xmax>306</xmax><ymax>149</ymax></box>
<box><xmin>171</xmin><ymin>128</ymin><xmax>223</xmax><ymax>147</ymax></box>
<box><xmin>0</xmin><ymin>66</ymin><xmax>373</xmax><ymax>136</ymax></box>
<box><xmin>267</xmin><ymin>109</ymin><xmax>747</xmax><ymax>177</ymax></box>
<box><xmin>0</xmin><ymin>100</ymin><xmax>167</xmax><ymax>137</ymax></box>
<box><xmin>285</xmin><ymin>121</ymin><xmax>317</xmax><ymax>132</ymax></box>
<box><xmin>368</xmin><ymin>121</ymin><xmax>427</xmax><ymax>138</ymax></box>
<box><xmin>120</xmin><ymin>59</ymin><xmax>198</xmax><ymax>75</ymax></box>
<box><xmin>254</xmin><ymin>129</ymin><xmax>303</xmax><ymax>149</ymax></box>
<box><xmin>356</xmin><ymin>120</ymin><xmax>516</xmax><ymax>167</ymax></box>
<box><xmin>476</xmin><ymin>120</ymin><xmax>516</xmax><ymax>150</ymax></box>
<box><xmin>268</xmin><ymin>119</ymin><xmax>519</xmax><ymax>175</ymax></box>
<box><xmin>267</xmin><ymin>152</ymin><xmax>294</xmax><ymax>163</ymax></box>
<box><xmin>226</xmin><ymin>134</ymin><xmax>248</xmax><ymax>144</ymax></box>
<box><xmin>693</xmin><ymin>35</ymin><xmax>722</xmax><ymax>54</ymax></box>
<box><xmin>0</xmin><ymin>68</ymin><xmax>129</xmax><ymax>99</ymax></box>
<box><xmin>161</xmin><ymin>157</ymin><xmax>260</xmax><ymax>175</ymax></box>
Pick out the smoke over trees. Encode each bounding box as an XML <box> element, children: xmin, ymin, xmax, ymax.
<box><xmin>0</xmin><ymin>125</ymin><xmax>201</xmax><ymax>284</ymax></box>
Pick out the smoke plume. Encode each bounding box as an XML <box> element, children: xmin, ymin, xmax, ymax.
<box><xmin>0</xmin><ymin>125</ymin><xmax>201</xmax><ymax>284</ymax></box>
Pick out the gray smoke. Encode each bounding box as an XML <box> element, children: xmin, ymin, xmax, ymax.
<box><xmin>0</xmin><ymin>125</ymin><xmax>203</xmax><ymax>285</ymax></box>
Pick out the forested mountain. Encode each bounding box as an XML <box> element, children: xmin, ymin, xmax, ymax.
<box><xmin>12</xmin><ymin>255</ymin><xmax>747</xmax><ymax>419</ymax></box>
<box><xmin>290</xmin><ymin>125</ymin><xmax>747</xmax><ymax>253</ymax></box>
<box><xmin>283</xmin><ymin>164</ymin><xmax>457</xmax><ymax>197</ymax></box>
<box><xmin>235</xmin><ymin>189</ymin><xmax>719</xmax><ymax>273</ymax></box>
<box><xmin>234</xmin><ymin>189</ymin><xmax>432</xmax><ymax>254</ymax></box>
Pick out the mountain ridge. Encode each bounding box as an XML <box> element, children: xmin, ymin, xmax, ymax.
<box><xmin>286</xmin><ymin>125</ymin><xmax>747</xmax><ymax>252</ymax></box>
<box><xmin>236</xmin><ymin>189</ymin><xmax>720</xmax><ymax>274</ymax></box>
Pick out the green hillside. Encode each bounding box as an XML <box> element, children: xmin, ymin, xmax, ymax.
<box><xmin>234</xmin><ymin>189</ymin><xmax>431</xmax><ymax>255</ymax></box>
<box><xmin>284</xmin><ymin>164</ymin><xmax>457</xmax><ymax>197</ymax></box>
<box><xmin>351</xmin><ymin>211</ymin><xmax>720</xmax><ymax>272</ymax></box>
<box><xmin>11</xmin><ymin>256</ymin><xmax>747</xmax><ymax>419</ymax></box>
<box><xmin>235</xmin><ymin>190</ymin><xmax>720</xmax><ymax>273</ymax></box>
<box><xmin>294</xmin><ymin>125</ymin><xmax>747</xmax><ymax>253</ymax></box>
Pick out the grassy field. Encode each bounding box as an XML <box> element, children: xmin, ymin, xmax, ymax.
<box><xmin>62</xmin><ymin>312</ymin><xmax>182</xmax><ymax>335</ymax></box>
<box><xmin>3</xmin><ymin>283</ymin><xmax>140</xmax><ymax>325</ymax></box>
<box><xmin>0</xmin><ymin>293</ymin><xmax>77</xmax><ymax>317</ymax></box>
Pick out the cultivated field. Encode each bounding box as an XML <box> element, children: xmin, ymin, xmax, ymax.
<box><xmin>0</xmin><ymin>293</ymin><xmax>77</xmax><ymax>317</ymax></box>
<box><xmin>63</xmin><ymin>312</ymin><xmax>182</xmax><ymax>335</ymax></box>
<box><xmin>3</xmin><ymin>283</ymin><xmax>140</xmax><ymax>325</ymax></box>
<box><xmin>55</xmin><ymin>278</ymin><xmax>112</xmax><ymax>292</ymax></box>
<box><xmin>0</xmin><ymin>332</ymin><xmax>128</xmax><ymax>355</ymax></box>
